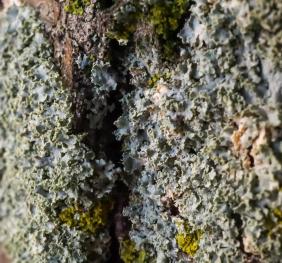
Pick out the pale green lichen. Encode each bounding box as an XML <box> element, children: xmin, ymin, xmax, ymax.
<box><xmin>115</xmin><ymin>0</ymin><xmax>282</xmax><ymax>262</ymax></box>
<box><xmin>0</xmin><ymin>5</ymin><xmax>114</xmax><ymax>263</ymax></box>
<box><xmin>1</xmin><ymin>0</ymin><xmax>282</xmax><ymax>262</ymax></box>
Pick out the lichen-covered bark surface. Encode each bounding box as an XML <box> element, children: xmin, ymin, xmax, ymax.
<box><xmin>0</xmin><ymin>0</ymin><xmax>281</xmax><ymax>262</ymax></box>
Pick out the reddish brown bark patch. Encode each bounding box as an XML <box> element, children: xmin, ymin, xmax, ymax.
<box><xmin>61</xmin><ymin>33</ymin><xmax>74</xmax><ymax>87</ymax></box>
<box><xmin>0</xmin><ymin>248</ymin><xmax>10</xmax><ymax>263</ymax></box>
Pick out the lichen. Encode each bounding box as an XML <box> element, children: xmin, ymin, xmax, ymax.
<box><xmin>148</xmin><ymin>0</ymin><xmax>189</xmax><ymax>40</ymax></box>
<box><xmin>107</xmin><ymin>1</ymin><xmax>142</xmax><ymax>45</ymax></box>
<box><xmin>119</xmin><ymin>239</ymin><xmax>147</xmax><ymax>263</ymax></box>
<box><xmin>108</xmin><ymin>0</ymin><xmax>189</xmax><ymax>57</ymax></box>
<box><xmin>115</xmin><ymin>0</ymin><xmax>282</xmax><ymax>261</ymax></box>
<box><xmin>64</xmin><ymin>0</ymin><xmax>91</xmax><ymax>16</ymax></box>
<box><xmin>0</xmin><ymin>5</ymin><xmax>115</xmax><ymax>263</ymax></box>
<box><xmin>176</xmin><ymin>223</ymin><xmax>202</xmax><ymax>257</ymax></box>
<box><xmin>59</xmin><ymin>201</ymin><xmax>111</xmax><ymax>233</ymax></box>
<box><xmin>148</xmin><ymin>72</ymin><xmax>171</xmax><ymax>88</ymax></box>
<box><xmin>273</xmin><ymin>208</ymin><xmax>282</xmax><ymax>224</ymax></box>
<box><xmin>1</xmin><ymin>0</ymin><xmax>282</xmax><ymax>262</ymax></box>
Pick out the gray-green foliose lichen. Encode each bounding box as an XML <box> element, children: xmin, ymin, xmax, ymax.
<box><xmin>1</xmin><ymin>0</ymin><xmax>282</xmax><ymax>262</ymax></box>
<box><xmin>114</xmin><ymin>0</ymin><xmax>282</xmax><ymax>262</ymax></box>
<box><xmin>0</xmin><ymin>5</ymin><xmax>118</xmax><ymax>263</ymax></box>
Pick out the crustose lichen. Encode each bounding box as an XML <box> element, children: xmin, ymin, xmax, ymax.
<box><xmin>64</xmin><ymin>0</ymin><xmax>91</xmax><ymax>15</ymax></box>
<box><xmin>59</xmin><ymin>201</ymin><xmax>112</xmax><ymax>233</ymax></box>
<box><xmin>119</xmin><ymin>239</ymin><xmax>147</xmax><ymax>263</ymax></box>
<box><xmin>176</xmin><ymin>222</ymin><xmax>203</xmax><ymax>257</ymax></box>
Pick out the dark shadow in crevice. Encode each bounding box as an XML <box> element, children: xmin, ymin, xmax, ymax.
<box><xmin>107</xmin><ymin>181</ymin><xmax>131</xmax><ymax>263</ymax></box>
<box><xmin>98</xmin><ymin>0</ymin><xmax>115</xmax><ymax>10</ymax></box>
<box><xmin>94</xmin><ymin>88</ymin><xmax>123</xmax><ymax>164</ymax></box>
<box><xmin>105</xmin><ymin>40</ymin><xmax>134</xmax><ymax>263</ymax></box>
<box><xmin>71</xmin><ymin>22</ymin><xmax>135</xmax><ymax>262</ymax></box>
<box><xmin>231</xmin><ymin>212</ymin><xmax>261</xmax><ymax>262</ymax></box>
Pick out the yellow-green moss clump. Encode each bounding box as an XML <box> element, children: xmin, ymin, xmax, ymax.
<box><xmin>59</xmin><ymin>201</ymin><xmax>111</xmax><ymax>233</ymax></box>
<box><xmin>64</xmin><ymin>0</ymin><xmax>91</xmax><ymax>15</ymax></box>
<box><xmin>119</xmin><ymin>239</ymin><xmax>147</xmax><ymax>263</ymax></box>
<box><xmin>176</xmin><ymin>223</ymin><xmax>202</xmax><ymax>257</ymax></box>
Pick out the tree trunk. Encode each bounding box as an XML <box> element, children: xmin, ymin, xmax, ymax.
<box><xmin>0</xmin><ymin>0</ymin><xmax>281</xmax><ymax>262</ymax></box>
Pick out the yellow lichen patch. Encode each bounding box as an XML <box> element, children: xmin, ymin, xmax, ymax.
<box><xmin>64</xmin><ymin>0</ymin><xmax>91</xmax><ymax>16</ymax></box>
<box><xmin>147</xmin><ymin>0</ymin><xmax>189</xmax><ymax>57</ymax></box>
<box><xmin>176</xmin><ymin>223</ymin><xmax>202</xmax><ymax>257</ymax></box>
<box><xmin>148</xmin><ymin>74</ymin><xmax>161</xmax><ymax>88</ymax></box>
<box><xmin>119</xmin><ymin>239</ymin><xmax>147</xmax><ymax>263</ymax></box>
<box><xmin>148</xmin><ymin>0</ymin><xmax>188</xmax><ymax>40</ymax></box>
<box><xmin>59</xmin><ymin>201</ymin><xmax>111</xmax><ymax>233</ymax></box>
<box><xmin>264</xmin><ymin>208</ymin><xmax>282</xmax><ymax>237</ymax></box>
<box><xmin>148</xmin><ymin>72</ymin><xmax>171</xmax><ymax>88</ymax></box>
<box><xmin>273</xmin><ymin>208</ymin><xmax>282</xmax><ymax>224</ymax></box>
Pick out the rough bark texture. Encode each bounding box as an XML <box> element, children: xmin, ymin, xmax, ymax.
<box><xmin>0</xmin><ymin>0</ymin><xmax>281</xmax><ymax>262</ymax></box>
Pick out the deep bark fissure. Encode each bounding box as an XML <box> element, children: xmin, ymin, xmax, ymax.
<box><xmin>104</xmin><ymin>40</ymin><xmax>133</xmax><ymax>263</ymax></box>
<box><xmin>71</xmin><ymin>37</ymin><xmax>133</xmax><ymax>262</ymax></box>
<box><xmin>19</xmin><ymin>1</ymin><xmax>195</xmax><ymax>261</ymax></box>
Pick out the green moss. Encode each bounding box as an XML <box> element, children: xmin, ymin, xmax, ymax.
<box><xmin>176</xmin><ymin>223</ymin><xmax>202</xmax><ymax>257</ymax></box>
<box><xmin>119</xmin><ymin>239</ymin><xmax>147</xmax><ymax>263</ymax></box>
<box><xmin>59</xmin><ymin>201</ymin><xmax>111</xmax><ymax>233</ymax></box>
<box><xmin>64</xmin><ymin>0</ymin><xmax>91</xmax><ymax>16</ymax></box>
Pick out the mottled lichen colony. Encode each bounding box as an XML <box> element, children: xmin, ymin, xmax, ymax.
<box><xmin>0</xmin><ymin>0</ymin><xmax>282</xmax><ymax>262</ymax></box>
<box><xmin>0</xmin><ymin>6</ymin><xmax>116</xmax><ymax>263</ymax></box>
